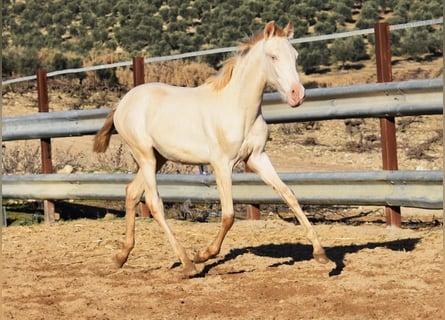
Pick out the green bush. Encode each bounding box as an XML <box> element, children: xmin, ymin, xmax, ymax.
<box><xmin>2</xmin><ymin>0</ymin><xmax>443</xmax><ymax>78</ymax></box>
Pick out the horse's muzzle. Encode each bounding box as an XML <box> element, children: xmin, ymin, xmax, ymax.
<box><xmin>288</xmin><ymin>83</ymin><xmax>305</xmax><ymax>108</ymax></box>
<box><xmin>288</xmin><ymin>94</ymin><xmax>304</xmax><ymax>108</ymax></box>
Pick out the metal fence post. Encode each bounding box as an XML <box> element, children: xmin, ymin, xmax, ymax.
<box><xmin>245</xmin><ymin>165</ymin><xmax>260</xmax><ymax>220</ymax></box>
<box><xmin>132</xmin><ymin>57</ymin><xmax>151</xmax><ymax>218</ymax></box>
<box><xmin>2</xmin><ymin>207</ymin><xmax>7</xmax><ymax>227</ymax></box>
<box><xmin>374</xmin><ymin>22</ymin><xmax>401</xmax><ymax>228</ymax></box>
<box><xmin>37</xmin><ymin>68</ymin><xmax>56</xmax><ymax>224</ymax></box>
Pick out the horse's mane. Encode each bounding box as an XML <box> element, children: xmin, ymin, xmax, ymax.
<box><xmin>206</xmin><ymin>23</ymin><xmax>287</xmax><ymax>91</ymax></box>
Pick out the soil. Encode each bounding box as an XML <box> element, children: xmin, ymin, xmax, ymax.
<box><xmin>2</xmin><ymin>57</ymin><xmax>444</xmax><ymax>319</ymax></box>
<box><xmin>2</xmin><ymin>218</ymin><xmax>443</xmax><ymax>320</ymax></box>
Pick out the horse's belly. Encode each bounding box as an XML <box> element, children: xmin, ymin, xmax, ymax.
<box><xmin>151</xmin><ymin>128</ymin><xmax>211</xmax><ymax>165</ymax></box>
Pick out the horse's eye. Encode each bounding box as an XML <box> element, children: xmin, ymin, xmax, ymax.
<box><xmin>270</xmin><ymin>54</ymin><xmax>278</xmax><ymax>61</ymax></box>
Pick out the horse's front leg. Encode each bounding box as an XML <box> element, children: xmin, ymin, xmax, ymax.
<box><xmin>139</xmin><ymin>159</ymin><xmax>198</xmax><ymax>278</ymax></box>
<box><xmin>194</xmin><ymin>164</ymin><xmax>235</xmax><ymax>263</ymax></box>
<box><xmin>246</xmin><ymin>152</ymin><xmax>331</xmax><ymax>264</ymax></box>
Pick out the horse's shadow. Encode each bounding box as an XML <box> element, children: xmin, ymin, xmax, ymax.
<box><xmin>193</xmin><ymin>237</ymin><xmax>421</xmax><ymax>277</ymax></box>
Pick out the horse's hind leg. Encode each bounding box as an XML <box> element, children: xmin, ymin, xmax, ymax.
<box><xmin>114</xmin><ymin>170</ymin><xmax>145</xmax><ymax>268</ymax></box>
<box><xmin>247</xmin><ymin>153</ymin><xmax>331</xmax><ymax>264</ymax></box>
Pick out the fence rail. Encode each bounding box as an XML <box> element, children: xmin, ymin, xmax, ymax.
<box><xmin>2</xmin><ymin>171</ymin><xmax>442</xmax><ymax>209</ymax></box>
<box><xmin>2</xmin><ymin>78</ymin><xmax>442</xmax><ymax>141</ymax></box>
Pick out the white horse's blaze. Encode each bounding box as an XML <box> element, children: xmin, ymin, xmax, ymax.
<box><xmin>262</xmin><ymin>23</ymin><xmax>305</xmax><ymax>107</ymax></box>
<box><xmin>93</xmin><ymin>21</ymin><xmax>330</xmax><ymax>277</ymax></box>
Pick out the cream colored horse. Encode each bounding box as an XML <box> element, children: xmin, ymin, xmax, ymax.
<box><xmin>94</xmin><ymin>21</ymin><xmax>330</xmax><ymax>277</ymax></box>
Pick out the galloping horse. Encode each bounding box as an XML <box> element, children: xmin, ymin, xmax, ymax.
<box><xmin>94</xmin><ymin>21</ymin><xmax>330</xmax><ymax>277</ymax></box>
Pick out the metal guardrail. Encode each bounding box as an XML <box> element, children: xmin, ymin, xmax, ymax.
<box><xmin>2</xmin><ymin>78</ymin><xmax>443</xmax><ymax>141</ymax></box>
<box><xmin>3</xmin><ymin>108</ymin><xmax>105</xmax><ymax>141</ymax></box>
<box><xmin>263</xmin><ymin>78</ymin><xmax>443</xmax><ymax>123</ymax></box>
<box><xmin>2</xmin><ymin>171</ymin><xmax>442</xmax><ymax>209</ymax></box>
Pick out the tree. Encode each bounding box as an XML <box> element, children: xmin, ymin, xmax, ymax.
<box><xmin>96</xmin><ymin>68</ymin><xmax>119</xmax><ymax>87</ymax></box>
<box><xmin>427</xmin><ymin>26</ymin><xmax>443</xmax><ymax>55</ymax></box>
<box><xmin>356</xmin><ymin>1</ymin><xmax>380</xmax><ymax>29</ymax></box>
<box><xmin>333</xmin><ymin>3</ymin><xmax>354</xmax><ymax>24</ymax></box>
<box><xmin>299</xmin><ymin>41</ymin><xmax>330</xmax><ymax>74</ymax></box>
<box><xmin>52</xmin><ymin>53</ymin><xmax>69</xmax><ymax>70</ymax></box>
<box><xmin>391</xmin><ymin>0</ymin><xmax>410</xmax><ymax>23</ymax></box>
<box><xmin>114</xmin><ymin>11</ymin><xmax>164</xmax><ymax>55</ymax></box>
<box><xmin>330</xmin><ymin>36</ymin><xmax>367</xmax><ymax>67</ymax></box>
<box><xmin>400</xmin><ymin>29</ymin><xmax>429</xmax><ymax>58</ymax></box>
<box><xmin>290</xmin><ymin>3</ymin><xmax>317</xmax><ymax>26</ymax></box>
<box><xmin>330</xmin><ymin>38</ymin><xmax>351</xmax><ymax>67</ymax></box>
<box><xmin>2</xmin><ymin>53</ymin><xmax>15</xmax><ymax>77</ymax></box>
<box><xmin>399</xmin><ymin>27</ymin><xmax>443</xmax><ymax>59</ymax></box>
<box><xmin>2</xmin><ymin>47</ymin><xmax>41</xmax><ymax>76</ymax></box>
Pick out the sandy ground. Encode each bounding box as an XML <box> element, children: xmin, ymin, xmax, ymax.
<box><xmin>2</xmin><ymin>218</ymin><xmax>443</xmax><ymax>320</ymax></box>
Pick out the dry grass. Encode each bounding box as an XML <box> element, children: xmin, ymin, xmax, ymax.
<box><xmin>116</xmin><ymin>59</ymin><xmax>216</xmax><ymax>88</ymax></box>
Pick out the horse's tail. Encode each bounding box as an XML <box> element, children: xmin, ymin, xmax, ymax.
<box><xmin>93</xmin><ymin>106</ymin><xmax>117</xmax><ymax>153</ymax></box>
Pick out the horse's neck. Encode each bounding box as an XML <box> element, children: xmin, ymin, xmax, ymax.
<box><xmin>223</xmin><ymin>44</ymin><xmax>267</xmax><ymax>117</ymax></box>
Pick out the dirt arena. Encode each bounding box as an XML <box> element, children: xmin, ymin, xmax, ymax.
<box><xmin>2</xmin><ymin>216</ymin><xmax>443</xmax><ymax>320</ymax></box>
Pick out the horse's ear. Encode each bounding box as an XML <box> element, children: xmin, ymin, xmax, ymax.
<box><xmin>284</xmin><ymin>22</ymin><xmax>294</xmax><ymax>39</ymax></box>
<box><xmin>264</xmin><ymin>21</ymin><xmax>276</xmax><ymax>39</ymax></box>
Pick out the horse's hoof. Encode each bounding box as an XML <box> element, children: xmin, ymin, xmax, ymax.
<box><xmin>193</xmin><ymin>252</ymin><xmax>207</xmax><ymax>264</ymax></box>
<box><xmin>182</xmin><ymin>264</ymin><xmax>199</xmax><ymax>279</ymax></box>
<box><xmin>113</xmin><ymin>253</ymin><xmax>127</xmax><ymax>268</ymax></box>
<box><xmin>314</xmin><ymin>252</ymin><xmax>331</xmax><ymax>264</ymax></box>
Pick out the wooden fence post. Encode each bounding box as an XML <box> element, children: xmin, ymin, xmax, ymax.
<box><xmin>37</xmin><ymin>68</ymin><xmax>55</xmax><ymax>224</ymax></box>
<box><xmin>374</xmin><ymin>22</ymin><xmax>401</xmax><ymax>228</ymax></box>
<box><xmin>132</xmin><ymin>57</ymin><xmax>151</xmax><ymax>218</ymax></box>
<box><xmin>133</xmin><ymin>56</ymin><xmax>145</xmax><ymax>86</ymax></box>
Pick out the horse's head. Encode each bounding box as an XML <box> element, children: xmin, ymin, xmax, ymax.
<box><xmin>261</xmin><ymin>21</ymin><xmax>305</xmax><ymax>108</ymax></box>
